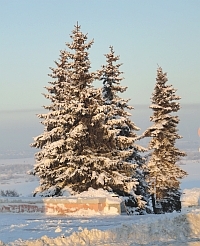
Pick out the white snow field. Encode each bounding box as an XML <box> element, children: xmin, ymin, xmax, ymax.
<box><xmin>0</xmin><ymin>151</ymin><xmax>200</xmax><ymax>245</ymax></box>
<box><xmin>1</xmin><ymin>209</ymin><xmax>200</xmax><ymax>246</ymax></box>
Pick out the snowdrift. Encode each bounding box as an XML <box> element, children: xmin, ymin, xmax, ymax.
<box><xmin>181</xmin><ymin>188</ymin><xmax>200</xmax><ymax>207</ymax></box>
<box><xmin>1</xmin><ymin>210</ymin><xmax>200</xmax><ymax>246</ymax></box>
<box><xmin>1</xmin><ymin>188</ymin><xmax>200</xmax><ymax>245</ymax></box>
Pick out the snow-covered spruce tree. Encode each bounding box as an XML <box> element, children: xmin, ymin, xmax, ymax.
<box><xmin>30</xmin><ymin>48</ymin><xmax>72</xmax><ymax>196</ymax></box>
<box><xmin>144</xmin><ymin>67</ymin><xmax>187</xmax><ymax>213</ymax></box>
<box><xmin>31</xmin><ymin>24</ymin><xmax>143</xmax><ymax>203</ymax></box>
<box><xmin>98</xmin><ymin>46</ymin><xmax>149</xmax><ymax>213</ymax></box>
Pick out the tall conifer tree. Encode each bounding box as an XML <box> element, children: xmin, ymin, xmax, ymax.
<box><xmin>31</xmin><ymin>49</ymin><xmax>71</xmax><ymax>196</ymax></box>
<box><xmin>144</xmin><ymin>67</ymin><xmax>187</xmax><ymax>213</ymax></box>
<box><xmin>99</xmin><ymin>46</ymin><xmax>149</xmax><ymax>212</ymax></box>
<box><xmin>31</xmin><ymin>24</ymin><xmax>145</xmax><ymax>208</ymax></box>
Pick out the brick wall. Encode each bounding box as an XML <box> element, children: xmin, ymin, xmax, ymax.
<box><xmin>0</xmin><ymin>197</ymin><xmax>121</xmax><ymax>215</ymax></box>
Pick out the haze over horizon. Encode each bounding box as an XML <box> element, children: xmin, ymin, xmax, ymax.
<box><xmin>0</xmin><ymin>104</ymin><xmax>199</xmax><ymax>154</ymax></box>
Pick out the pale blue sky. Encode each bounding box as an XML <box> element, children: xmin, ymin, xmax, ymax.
<box><xmin>0</xmin><ymin>0</ymin><xmax>200</xmax><ymax>111</ymax></box>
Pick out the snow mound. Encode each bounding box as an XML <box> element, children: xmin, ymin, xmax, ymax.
<box><xmin>74</xmin><ymin>188</ymin><xmax>121</xmax><ymax>203</ymax></box>
<box><xmin>7</xmin><ymin>210</ymin><xmax>200</xmax><ymax>245</ymax></box>
<box><xmin>181</xmin><ymin>188</ymin><xmax>200</xmax><ymax>207</ymax></box>
<box><xmin>74</xmin><ymin>188</ymin><xmax>113</xmax><ymax>197</ymax></box>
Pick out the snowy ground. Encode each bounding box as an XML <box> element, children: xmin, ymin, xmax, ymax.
<box><xmin>0</xmin><ymin>158</ymin><xmax>38</xmax><ymax>197</ymax></box>
<box><xmin>1</xmin><ymin>209</ymin><xmax>200</xmax><ymax>245</ymax></box>
<box><xmin>0</xmin><ymin>150</ymin><xmax>200</xmax><ymax>245</ymax></box>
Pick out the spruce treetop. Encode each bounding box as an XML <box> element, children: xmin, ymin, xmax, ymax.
<box><xmin>151</xmin><ymin>67</ymin><xmax>181</xmax><ymax>115</ymax></box>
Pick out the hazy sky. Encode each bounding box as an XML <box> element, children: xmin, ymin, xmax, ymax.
<box><xmin>0</xmin><ymin>104</ymin><xmax>199</xmax><ymax>153</ymax></box>
<box><xmin>0</xmin><ymin>0</ymin><xmax>200</xmax><ymax>111</ymax></box>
